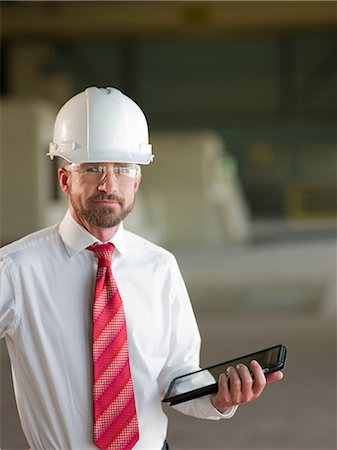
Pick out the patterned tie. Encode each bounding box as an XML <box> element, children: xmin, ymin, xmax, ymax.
<box><xmin>87</xmin><ymin>243</ymin><xmax>139</xmax><ymax>450</ymax></box>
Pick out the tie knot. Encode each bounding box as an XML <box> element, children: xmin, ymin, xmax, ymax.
<box><xmin>87</xmin><ymin>242</ymin><xmax>114</xmax><ymax>267</ymax></box>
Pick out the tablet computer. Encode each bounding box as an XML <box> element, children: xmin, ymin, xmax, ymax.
<box><xmin>162</xmin><ymin>344</ymin><xmax>287</xmax><ymax>405</ymax></box>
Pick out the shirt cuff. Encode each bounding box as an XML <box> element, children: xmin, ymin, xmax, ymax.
<box><xmin>195</xmin><ymin>394</ymin><xmax>238</xmax><ymax>419</ymax></box>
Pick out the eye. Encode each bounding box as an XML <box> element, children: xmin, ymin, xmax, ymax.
<box><xmin>85</xmin><ymin>165</ymin><xmax>105</xmax><ymax>174</ymax></box>
<box><xmin>116</xmin><ymin>167</ymin><xmax>130</xmax><ymax>175</ymax></box>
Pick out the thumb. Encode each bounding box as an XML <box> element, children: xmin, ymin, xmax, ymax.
<box><xmin>265</xmin><ymin>370</ymin><xmax>284</xmax><ymax>383</ymax></box>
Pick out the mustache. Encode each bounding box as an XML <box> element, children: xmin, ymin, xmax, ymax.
<box><xmin>88</xmin><ymin>193</ymin><xmax>124</xmax><ymax>204</ymax></box>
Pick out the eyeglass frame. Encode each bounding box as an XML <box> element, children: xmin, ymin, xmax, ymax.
<box><xmin>63</xmin><ymin>162</ymin><xmax>141</xmax><ymax>185</ymax></box>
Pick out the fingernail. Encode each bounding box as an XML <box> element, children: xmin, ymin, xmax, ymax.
<box><xmin>226</xmin><ymin>366</ymin><xmax>233</xmax><ymax>374</ymax></box>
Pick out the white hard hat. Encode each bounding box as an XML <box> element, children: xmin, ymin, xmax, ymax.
<box><xmin>47</xmin><ymin>86</ymin><xmax>153</xmax><ymax>164</ymax></box>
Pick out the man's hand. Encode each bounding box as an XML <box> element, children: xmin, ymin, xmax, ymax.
<box><xmin>211</xmin><ymin>360</ymin><xmax>284</xmax><ymax>413</ymax></box>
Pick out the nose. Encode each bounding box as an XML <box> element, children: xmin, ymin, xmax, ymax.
<box><xmin>97</xmin><ymin>168</ymin><xmax>118</xmax><ymax>193</ymax></box>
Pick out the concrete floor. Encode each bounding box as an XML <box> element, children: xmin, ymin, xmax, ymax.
<box><xmin>1</xmin><ymin>222</ymin><xmax>336</xmax><ymax>450</ymax></box>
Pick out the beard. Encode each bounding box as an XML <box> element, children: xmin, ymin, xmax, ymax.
<box><xmin>71</xmin><ymin>192</ymin><xmax>135</xmax><ymax>229</ymax></box>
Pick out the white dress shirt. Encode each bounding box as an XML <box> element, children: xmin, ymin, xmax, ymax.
<box><xmin>0</xmin><ymin>210</ymin><xmax>236</xmax><ymax>450</ymax></box>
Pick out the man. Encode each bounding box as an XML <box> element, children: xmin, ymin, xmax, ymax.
<box><xmin>0</xmin><ymin>87</ymin><xmax>283</xmax><ymax>450</ymax></box>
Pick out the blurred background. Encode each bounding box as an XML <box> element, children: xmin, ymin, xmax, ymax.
<box><xmin>0</xmin><ymin>1</ymin><xmax>336</xmax><ymax>449</ymax></box>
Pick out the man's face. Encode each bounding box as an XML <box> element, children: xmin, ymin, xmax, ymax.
<box><xmin>59</xmin><ymin>163</ymin><xmax>141</xmax><ymax>230</ymax></box>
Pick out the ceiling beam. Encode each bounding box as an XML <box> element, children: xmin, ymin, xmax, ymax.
<box><xmin>1</xmin><ymin>1</ymin><xmax>336</xmax><ymax>40</ymax></box>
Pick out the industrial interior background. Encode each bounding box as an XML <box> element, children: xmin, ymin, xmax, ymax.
<box><xmin>0</xmin><ymin>1</ymin><xmax>336</xmax><ymax>449</ymax></box>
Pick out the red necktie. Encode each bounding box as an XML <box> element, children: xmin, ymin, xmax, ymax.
<box><xmin>87</xmin><ymin>243</ymin><xmax>139</xmax><ymax>450</ymax></box>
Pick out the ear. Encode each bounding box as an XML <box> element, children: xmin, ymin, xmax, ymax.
<box><xmin>58</xmin><ymin>168</ymin><xmax>71</xmax><ymax>195</ymax></box>
<box><xmin>134</xmin><ymin>174</ymin><xmax>142</xmax><ymax>193</ymax></box>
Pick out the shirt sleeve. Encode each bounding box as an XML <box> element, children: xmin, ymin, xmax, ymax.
<box><xmin>0</xmin><ymin>256</ymin><xmax>20</xmax><ymax>338</ymax></box>
<box><xmin>173</xmin><ymin>395</ymin><xmax>238</xmax><ymax>420</ymax></box>
<box><xmin>157</xmin><ymin>254</ymin><xmax>237</xmax><ymax>420</ymax></box>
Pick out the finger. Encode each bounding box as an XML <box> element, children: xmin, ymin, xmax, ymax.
<box><xmin>250</xmin><ymin>360</ymin><xmax>266</xmax><ymax>397</ymax></box>
<box><xmin>218</xmin><ymin>372</ymin><xmax>232</xmax><ymax>404</ymax></box>
<box><xmin>211</xmin><ymin>372</ymin><xmax>231</xmax><ymax>411</ymax></box>
<box><xmin>235</xmin><ymin>363</ymin><xmax>253</xmax><ymax>402</ymax></box>
<box><xmin>266</xmin><ymin>370</ymin><xmax>284</xmax><ymax>383</ymax></box>
<box><xmin>227</xmin><ymin>366</ymin><xmax>242</xmax><ymax>404</ymax></box>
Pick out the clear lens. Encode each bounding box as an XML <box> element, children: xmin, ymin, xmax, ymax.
<box><xmin>64</xmin><ymin>163</ymin><xmax>140</xmax><ymax>184</ymax></box>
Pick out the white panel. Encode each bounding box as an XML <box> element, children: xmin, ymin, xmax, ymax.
<box><xmin>127</xmin><ymin>131</ymin><xmax>251</xmax><ymax>246</ymax></box>
<box><xmin>0</xmin><ymin>99</ymin><xmax>66</xmax><ymax>244</ymax></box>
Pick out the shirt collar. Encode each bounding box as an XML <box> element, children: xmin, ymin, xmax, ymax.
<box><xmin>58</xmin><ymin>209</ymin><xmax>127</xmax><ymax>258</ymax></box>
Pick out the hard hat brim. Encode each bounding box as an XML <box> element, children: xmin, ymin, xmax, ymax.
<box><xmin>47</xmin><ymin>149</ymin><xmax>154</xmax><ymax>165</ymax></box>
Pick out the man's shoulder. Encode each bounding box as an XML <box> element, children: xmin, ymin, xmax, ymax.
<box><xmin>0</xmin><ymin>225</ymin><xmax>60</xmax><ymax>260</ymax></box>
<box><xmin>124</xmin><ymin>229</ymin><xmax>175</xmax><ymax>262</ymax></box>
